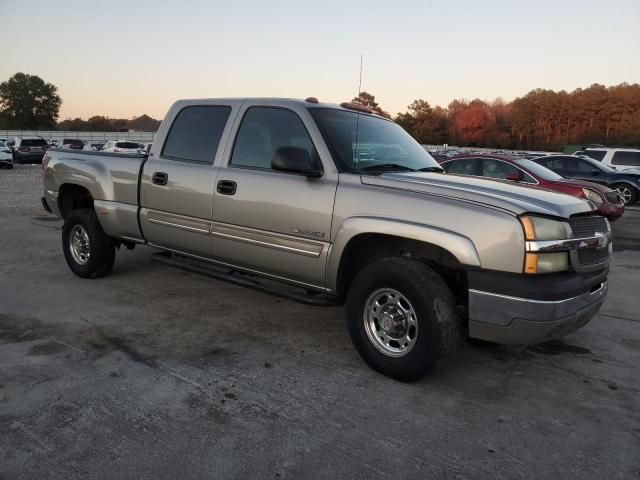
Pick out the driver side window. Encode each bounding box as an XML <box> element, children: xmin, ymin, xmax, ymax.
<box><xmin>230</xmin><ymin>107</ymin><xmax>318</xmax><ymax>170</ymax></box>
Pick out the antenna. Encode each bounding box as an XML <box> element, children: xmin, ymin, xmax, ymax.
<box><xmin>358</xmin><ymin>54</ymin><xmax>363</xmax><ymax>96</ymax></box>
<box><xmin>354</xmin><ymin>54</ymin><xmax>363</xmax><ymax>168</ymax></box>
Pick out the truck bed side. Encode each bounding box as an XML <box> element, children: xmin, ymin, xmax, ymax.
<box><xmin>43</xmin><ymin>148</ymin><xmax>147</xmax><ymax>242</ymax></box>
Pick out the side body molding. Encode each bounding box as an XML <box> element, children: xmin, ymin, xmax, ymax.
<box><xmin>325</xmin><ymin>216</ymin><xmax>481</xmax><ymax>293</ymax></box>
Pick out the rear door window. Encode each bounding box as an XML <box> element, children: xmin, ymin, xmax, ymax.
<box><xmin>161</xmin><ymin>105</ymin><xmax>232</xmax><ymax>163</ymax></box>
<box><xmin>583</xmin><ymin>150</ymin><xmax>606</xmax><ymax>161</ymax></box>
<box><xmin>611</xmin><ymin>151</ymin><xmax>640</xmax><ymax>166</ymax></box>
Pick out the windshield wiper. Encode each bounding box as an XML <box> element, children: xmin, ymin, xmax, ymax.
<box><xmin>417</xmin><ymin>166</ymin><xmax>444</xmax><ymax>173</ymax></box>
<box><xmin>359</xmin><ymin>163</ymin><xmax>416</xmax><ymax>173</ymax></box>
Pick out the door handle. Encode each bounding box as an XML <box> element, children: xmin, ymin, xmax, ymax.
<box><xmin>217</xmin><ymin>180</ymin><xmax>237</xmax><ymax>195</ymax></box>
<box><xmin>152</xmin><ymin>172</ymin><xmax>168</xmax><ymax>185</ymax></box>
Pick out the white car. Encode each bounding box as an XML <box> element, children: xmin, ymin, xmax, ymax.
<box><xmin>83</xmin><ymin>142</ymin><xmax>106</xmax><ymax>151</ymax></box>
<box><xmin>0</xmin><ymin>141</ymin><xmax>13</xmax><ymax>169</ymax></box>
<box><xmin>576</xmin><ymin>147</ymin><xmax>640</xmax><ymax>171</ymax></box>
<box><xmin>101</xmin><ymin>141</ymin><xmax>144</xmax><ymax>154</ymax></box>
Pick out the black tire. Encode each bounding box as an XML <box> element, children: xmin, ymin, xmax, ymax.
<box><xmin>62</xmin><ymin>208</ymin><xmax>115</xmax><ymax>278</ymax></box>
<box><xmin>6</xmin><ymin>164</ymin><xmax>13</xmax><ymax>169</ymax></box>
<box><xmin>611</xmin><ymin>183</ymin><xmax>637</xmax><ymax>205</ymax></box>
<box><xmin>346</xmin><ymin>258</ymin><xmax>461</xmax><ymax>382</ymax></box>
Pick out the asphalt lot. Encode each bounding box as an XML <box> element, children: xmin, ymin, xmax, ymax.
<box><xmin>1</xmin><ymin>165</ymin><xmax>638</xmax><ymax>480</ymax></box>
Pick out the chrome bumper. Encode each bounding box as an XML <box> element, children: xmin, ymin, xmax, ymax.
<box><xmin>468</xmin><ymin>281</ymin><xmax>607</xmax><ymax>345</ymax></box>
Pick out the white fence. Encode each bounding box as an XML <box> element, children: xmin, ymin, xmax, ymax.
<box><xmin>0</xmin><ymin>130</ymin><xmax>156</xmax><ymax>143</ymax></box>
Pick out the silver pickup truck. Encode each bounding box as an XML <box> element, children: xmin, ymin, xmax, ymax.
<box><xmin>42</xmin><ymin>98</ymin><xmax>611</xmax><ymax>381</ymax></box>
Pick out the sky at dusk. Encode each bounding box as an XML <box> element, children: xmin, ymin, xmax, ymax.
<box><xmin>2</xmin><ymin>0</ymin><xmax>639</xmax><ymax>120</ymax></box>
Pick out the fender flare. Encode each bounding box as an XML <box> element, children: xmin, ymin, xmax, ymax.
<box><xmin>326</xmin><ymin>216</ymin><xmax>481</xmax><ymax>292</ymax></box>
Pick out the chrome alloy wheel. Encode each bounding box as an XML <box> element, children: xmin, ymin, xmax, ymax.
<box><xmin>363</xmin><ymin>288</ymin><xmax>419</xmax><ymax>357</ymax></box>
<box><xmin>69</xmin><ymin>224</ymin><xmax>91</xmax><ymax>265</ymax></box>
<box><xmin>616</xmin><ymin>185</ymin><xmax>633</xmax><ymax>204</ymax></box>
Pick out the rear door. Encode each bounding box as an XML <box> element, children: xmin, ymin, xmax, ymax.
<box><xmin>211</xmin><ymin>101</ymin><xmax>338</xmax><ymax>289</ymax></box>
<box><xmin>140</xmin><ymin>102</ymin><xmax>240</xmax><ymax>256</ymax></box>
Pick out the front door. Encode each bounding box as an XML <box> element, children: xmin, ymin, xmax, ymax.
<box><xmin>140</xmin><ymin>103</ymin><xmax>237</xmax><ymax>256</ymax></box>
<box><xmin>211</xmin><ymin>104</ymin><xmax>338</xmax><ymax>289</ymax></box>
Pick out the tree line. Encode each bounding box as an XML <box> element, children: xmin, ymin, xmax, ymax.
<box><xmin>2</xmin><ymin>72</ymin><xmax>639</xmax><ymax>149</ymax></box>
<box><xmin>354</xmin><ymin>83</ymin><xmax>640</xmax><ymax>150</ymax></box>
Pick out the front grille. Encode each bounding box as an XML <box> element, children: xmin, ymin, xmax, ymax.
<box><xmin>569</xmin><ymin>216</ymin><xmax>608</xmax><ymax>238</ymax></box>
<box><xmin>569</xmin><ymin>216</ymin><xmax>610</xmax><ymax>268</ymax></box>
<box><xmin>605</xmin><ymin>191</ymin><xmax>622</xmax><ymax>204</ymax></box>
<box><xmin>577</xmin><ymin>248</ymin><xmax>609</xmax><ymax>266</ymax></box>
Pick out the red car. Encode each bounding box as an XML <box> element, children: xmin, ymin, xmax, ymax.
<box><xmin>439</xmin><ymin>154</ymin><xmax>624</xmax><ymax>221</ymax></box>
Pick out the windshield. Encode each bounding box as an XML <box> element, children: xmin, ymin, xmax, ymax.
<box><xmin>309</xmin><ymin>108</ymin><xmax>441</xmax><ymax>174</ymax></box>
<box><xmin>514</xmin><ymin>159</ymin><xmax>563</xmax><ymax>180</ymax></box>
<box><xmin>63</xmin><ymin>139</ymin><xmax>83</xmax><ymax>145</ymax></box>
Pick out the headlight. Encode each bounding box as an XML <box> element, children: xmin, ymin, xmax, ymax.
<box><xmin>519</xmin><ymin>215</ymin><xmax>568</xmax><ymax>241</ymax></box>
<box><xmin>519</xmin><ymin>215</ymin><xmax>570</xmax><ymax>274</ymax></box>
<box><xmin>582</xmin><ymin>188</ymin><xmax>604</xmax><ymax>204</ymax></box>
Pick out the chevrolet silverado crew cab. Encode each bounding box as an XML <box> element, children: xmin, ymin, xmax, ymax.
<box><xmin>42</xmin><ymin>98</ymin><xmax>611</xmax><ymax>381</ymax></box>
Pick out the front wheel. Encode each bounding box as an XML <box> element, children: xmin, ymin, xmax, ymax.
<box><xmin>346</xmin><ymin>258</ymin><xmax>461</xmax><ymax>382</ymax></box>
<box><xmin>612</xmin><ymin>183</ymin><xmax>637</xmax><ymax>205</ymax></box>
<box><xmin>62</xmin><ymin>208</ymin><xmax>115</xmax><ymax>278</ymax></box>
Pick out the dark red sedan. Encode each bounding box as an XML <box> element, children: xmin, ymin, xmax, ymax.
<box><xmin>439</xmin><ymin>154</ymin><xmax>624</xmax><ymax>221</ymax></box>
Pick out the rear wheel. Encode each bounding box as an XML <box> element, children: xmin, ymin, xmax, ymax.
<box><xmin>612</xmin><ymin>183</ymin><xmax>637</xmax><ymax>205</ymax></box>
<box><xmin>346</xmin><ymin>258</ymin><xmax>461</xmax><ymax>382</ymax></box>
<box><xmin>62</xmin><ymin>208</ymin><xmax>115</xmax><ymax>278</ymax></box>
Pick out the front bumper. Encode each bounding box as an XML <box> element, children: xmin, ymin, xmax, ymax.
<box><xmin>467</xmin><ymin>270</ymin><xmax>608</xmax><ymax>345</ymax></box>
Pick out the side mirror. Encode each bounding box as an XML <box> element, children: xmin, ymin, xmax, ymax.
<box><xmin>505</xmin><ymin>172</ymin><xmax>521</xmax><ymax>181</ymax></box>
<box><xmin>591</xmin><ymin>169</ymin><xmax>600</xmax><ymax>175</ymax></box>
<box><xmin>271</xmin><ymin>146</ymin><xmax>322</xmax><ymax>178</ymax></box>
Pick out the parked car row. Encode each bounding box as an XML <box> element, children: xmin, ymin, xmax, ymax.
<box><xmin>439</xmin><ymin>154</ymin><xmax>627</xmax><ymax>220</ymax></box>
<box><xmin>0</xmin><ymin>140</ymin><xmax>13</xmax><ymax>169</ymax></box>
<box><xmin>0</xmin><ymin>137</ymin><xmax>151</xmax><ymax>164</ymax></box>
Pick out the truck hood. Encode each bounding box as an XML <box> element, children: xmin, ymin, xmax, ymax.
<box><xmin>361</xmin><ymin>172</ymin><xmax>595</xmax><ymax>218</ymax></box>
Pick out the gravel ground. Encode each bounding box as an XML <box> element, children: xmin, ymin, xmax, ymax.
<box><xmin>0</xmin><ymin>165</ymin><xmax>639</xmax><ymax>480</ymax></box>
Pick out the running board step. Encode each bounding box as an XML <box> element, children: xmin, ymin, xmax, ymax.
<box><xmin>151</xmin><ymin>252</ymin><xmax>339</xmax><ymax>306</ymax></box>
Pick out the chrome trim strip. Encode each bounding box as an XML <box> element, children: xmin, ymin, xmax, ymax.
<box><xmin>526</xmin><ymin>233</ymin><xmax>612</xmax><ymax>253</ymax></box>
<box><xmin>146</xmin><ymin>210</ymin><xmax>211</xmax><ymax>235</ymax></box>
<box><xmin>147</xmin><ymin>243</ymin><xmax>326</xmax><ymax>292</ymax></box>
<box><xmin>145</xmin><ymin>211</ymin><xmax>326</xmax><ymax>257</ymax></box>
<box><xmin>468</xmin><ymin>281</ymin><xmax>606</xmax><ymax>305</ymax></box>
<box><xmin>211</xmin><ymin>223</ymin><xmax>324</xmax><ymax>258</ymax></box>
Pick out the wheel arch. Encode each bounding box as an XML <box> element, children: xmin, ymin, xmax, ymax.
<box><xmin>58</xmin><ymin>183</ymin><xmax>95</xmax><ymax>220</ymax></box>
<box><xmin>328</xmin><ymin>217</ymin><xmax>480</xmax><ymax>299</ymax></box>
